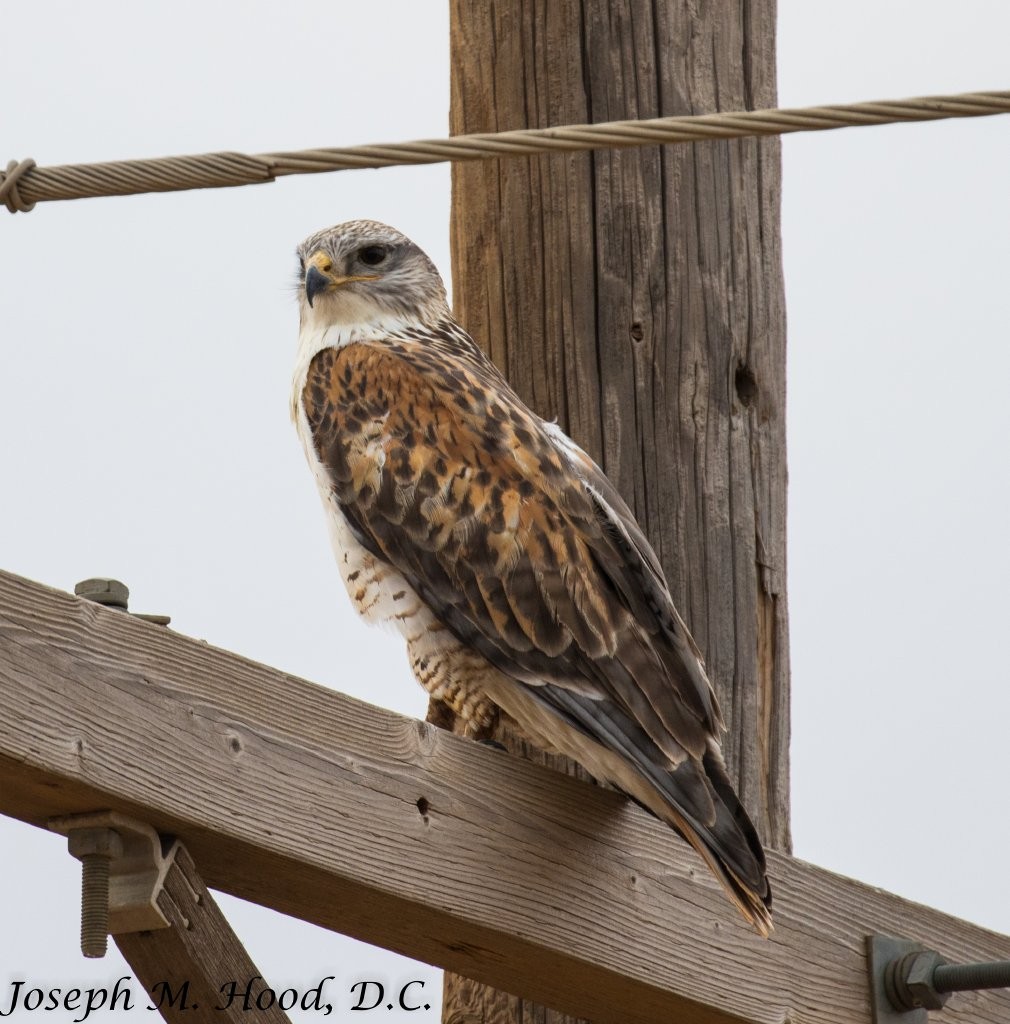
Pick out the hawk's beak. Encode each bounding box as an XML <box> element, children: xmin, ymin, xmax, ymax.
<box><xmin>304</xmin><ymin>251</ymin><xmax>380</xmax><ymax>307</ymax></box>
<box><xmin>304</xmin><ymin>265</ymin><xmax>330</xmax><ymax>308</ymax></box>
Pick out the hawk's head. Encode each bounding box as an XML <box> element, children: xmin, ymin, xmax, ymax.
<box><xmin>296</xmin><ymin>220</ymin><xmax>448</xmax><ymax>326</ymax></box>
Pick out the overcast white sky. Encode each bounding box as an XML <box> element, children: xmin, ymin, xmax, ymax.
<box><xmin>2</xmin><ymin>1</ymin><xmax>1009</xmax><ymax>1019</ymax></box>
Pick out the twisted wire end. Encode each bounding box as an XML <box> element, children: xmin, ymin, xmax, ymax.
<box><xmin>0</xmin><ymin>159</ymin><xmax>37</xmax><ymax>214</ymax></box>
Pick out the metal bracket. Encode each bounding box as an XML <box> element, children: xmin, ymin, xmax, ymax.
<box><xmin>868</xmin><ymin>936</ymin><xmax>938</xmax><ymax>1024</ymax></box>
<box><xmin>49</xmin><ymin>810</ymin><xmax>175</xmax><ymax>957</ymax></box>
<box><xmin>868</xmin><ymin>934</ymin><xmax>1010</xmax><ymax>1022</ymax></box>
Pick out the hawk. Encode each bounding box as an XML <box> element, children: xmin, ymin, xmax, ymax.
<box><xmin>291</xmin><ymin>219</ymin><xmax>772</xmax><ymax>934</ymax></box>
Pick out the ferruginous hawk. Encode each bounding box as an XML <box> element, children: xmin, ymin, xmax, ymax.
<box><xmin>290</xmin><ymin>219</ymin><xmax>772</xmax><ymax>934</ymax></box>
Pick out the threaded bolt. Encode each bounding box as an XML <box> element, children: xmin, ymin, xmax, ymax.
<box><xmin>80</xmin><ymin>854</ymin><xmax>111</xmax><ymax>957</ymax></box>
<box><xmin>68</xmin><ymin>828</ymin><xmax>123</xmax><ymax>960</ymax></box>
<box><xmin>934</xmin><ymin>959</ymin><xmax>1010</xmax><ymax>994</ymax></box>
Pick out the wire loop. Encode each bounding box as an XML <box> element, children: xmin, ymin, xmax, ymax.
<box><xmin>0</xmin><ymin>159</ymin><xmax>37</xmax><ymax>214</ymax></box>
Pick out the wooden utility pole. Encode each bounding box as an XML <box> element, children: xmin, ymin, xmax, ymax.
<box><xmin>444</xmin><ymin>1</ymin><xmax>789</xmax><ymax>1020</ymax></box>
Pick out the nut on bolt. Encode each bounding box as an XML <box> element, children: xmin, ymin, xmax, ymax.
<box><xmin>74</xmin><ymin>578</ymin><xmax>130</xmax><ymax>609</ymax></box>
<box><xmin>886</xmin><ymin>950</ymin><xmax>951</xmax><ymax>1012</ymax></box>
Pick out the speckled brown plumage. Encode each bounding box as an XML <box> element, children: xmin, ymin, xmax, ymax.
<box><xmin>291</xmin><ymin>220</ymin><xmax>772</xmax><ymax>934</ymax></box>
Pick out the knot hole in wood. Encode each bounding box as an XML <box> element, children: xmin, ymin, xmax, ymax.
<box><xmin>735</xmin><ymin>362</ymin><xmax>758</xmax><ymax>406</ymax></box>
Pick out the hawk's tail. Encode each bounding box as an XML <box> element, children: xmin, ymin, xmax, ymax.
<box><xmin>637</xmin><ymin>743</ymin><xmax>773</xmax><ymax>937</ymax></box>
<box><xmin>486</xmin><ymin>681</ymin><xmax>773</xmax><ymax>934</ymax></box>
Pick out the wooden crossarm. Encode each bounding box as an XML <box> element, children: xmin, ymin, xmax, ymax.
<box><xmin>1</xmin><ymin>568</ymin><xmax>1007</xmax><ymax>1024</ymax></box>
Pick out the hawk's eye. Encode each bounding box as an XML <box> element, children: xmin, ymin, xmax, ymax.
<box><xmin>358</xmin><ymin>245</ymin><xmax>388</xmax><ymax>267</ymax></box>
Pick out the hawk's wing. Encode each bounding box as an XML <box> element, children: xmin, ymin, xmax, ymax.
<box><xmin>303</xmin><ymin>335</ymin><xmax>770</xmax><ymax>931</ymax></box>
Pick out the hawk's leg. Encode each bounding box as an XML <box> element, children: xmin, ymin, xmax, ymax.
<box><xmin>409</xmin><ymin>619</ymin><xmax>501</xmax><ymax>740</ymax></box>
<box><xmin>425</xmin><ymin>696</ymin><xmax>457</xmax><ymax>732</ymax></box>
<box><xmin>425</xmin><ymin>695</ymin><xmax>501</xmax><ymax>743</ymax></box>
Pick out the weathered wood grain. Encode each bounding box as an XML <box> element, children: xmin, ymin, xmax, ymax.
<box><xmin>446</xmin><ymin>2</ymin><xmax>788</xmax><ymax>1019</ymax></box>
<box><xmin>2</xmin><ymin>570</ymin><xmax>1008</xmax><ymax>1024</ymax></box>
<box><xmin>115</xmin><ymin>844</ymin><xmax>292</xmax><ymax>1024</ymax></box>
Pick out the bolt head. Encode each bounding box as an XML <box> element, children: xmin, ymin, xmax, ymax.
<box><xmin>75</xmin><ymin>578</ymin><xmax>129</xmax><ymax>608</ymax></box>
<box><xmin>904</xmin><ymin>951</ymin><xmax>950</xmax><ymax>1011</ymax></box>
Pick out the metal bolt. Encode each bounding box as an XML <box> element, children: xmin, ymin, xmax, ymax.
<box><xmin>885</xmin><ymin>948</ymin><xmax>1010</xmax><ymax>1012</ymax></box>
<box><xmin>934</xmin><ymin>959</ymin><xmax>1010</xmax><ymax>994</ymax></box>
<box><xmin>74</xmin><ymin>578</ymin><xmax>170</xmax><ymax>626</ymax></box>
<box><xmin>79</xmin><ymin>854</ymin><xmax>111</xmax><ymax>957</ymax></box>
<box><xmin>68</xmin><ymin>828</ymin><xmax>123</xmax><ymax>959</ymax></box>
<box><xmin>75</xmin><ymin>578</ymin><xmax>129</xmax><ymax>609</ymax></box>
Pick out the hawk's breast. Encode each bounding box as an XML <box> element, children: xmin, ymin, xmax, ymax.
<box><xmin>294</xmin><ymin>388</ymin><xmax>424</xmax><ymax>629</ymax></box>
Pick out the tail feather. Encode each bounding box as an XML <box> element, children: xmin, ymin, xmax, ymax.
<box><xmin>631</xmin><ymin>745</ymin><xmax>773</xmax><ymax>937</ymax></box>
<box><xmin>674</xmin><ymin>761</ymin><xmax>773</xmax><ymax>934</ymax></box>
<box><xmin>518</xmin><ymin>683</ymin><xmax>773</xmax><ymax>934</ymax></box>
